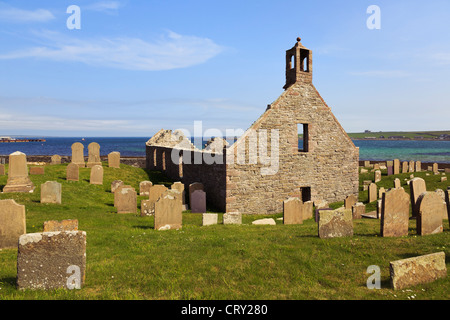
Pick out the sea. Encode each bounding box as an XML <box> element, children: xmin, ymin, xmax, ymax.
<box><xmin>0</xmin><ymin>137</ymin><xmax>449</xmax><ymax>163</ymax></box>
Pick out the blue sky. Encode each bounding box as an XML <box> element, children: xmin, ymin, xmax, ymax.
<box><xmin>0</xmin><ymin>0</ymin><xmax>449</xmax><ymax>137</ymax></box>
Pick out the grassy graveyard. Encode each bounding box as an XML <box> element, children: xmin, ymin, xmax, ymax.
<box><xmin>0</xmin><ymin>162</ymin><xmax>449</xmax><ymax>300</ymax></box>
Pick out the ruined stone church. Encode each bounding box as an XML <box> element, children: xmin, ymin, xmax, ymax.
<box><xmin>146</xmin><ymin>38</ymin><xmax>359</xmax><ymax>215</ymax></box>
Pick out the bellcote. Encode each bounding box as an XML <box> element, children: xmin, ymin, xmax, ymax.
<box><xmin>283</xmin><ymin>37</ymin><xmax>313</xmax><ymax>90</ymax></box>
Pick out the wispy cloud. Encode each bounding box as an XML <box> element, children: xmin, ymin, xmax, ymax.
<box><xmin>0</xmin><ymin>29</ymin><xmax>224</xmax><ymax>71</ymax></box>
<box><xmin>84</xmin><ymin>1</ymin><xmax>122</xmax><ymax>13</ymax></box>
<box><xmin>0</xmin><ymin>3</ymin><xmax>55</xmax><ymax>23</ymax></box>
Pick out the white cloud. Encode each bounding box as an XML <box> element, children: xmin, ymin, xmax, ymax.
<box><xmin>0</xmin><ymin>30</ymin><xmax>224</xmax><ymax>71</ymax></box>
<box><xmin>0</xmin><ymin>4</ymin><xmax>55</xmax><ymax>23</ymax></box>
<box><xmin>84</xmin><ymin>1</ymin><xmax>122</xmax><ymax>13</ymax></box>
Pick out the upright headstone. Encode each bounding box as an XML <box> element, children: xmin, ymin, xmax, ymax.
<box><xmin>390</xmin><ymin>252</ymin><xmax>447</xmax><ymax>290</ymax></box>
<box><xmin>318</xmin><ymin>207</ymin><xmax>353</xmax><ymax>239</ymax></box>
<box><xmin>402</xmin><ymin>161</ymin><xmax>408</xmax><ymax>173</ymax></box>
<box><xmin>415</xmin><ymin>161</ymin><xmax>421</xmax><ymax>172</ymax></box>
<box><xmin>191</xmin><ymin>189</ymin><xmax>206</xmax><ymax>213</ymax></box>
<box><xmin>364</xmin><ymin>160</ymin><xmax>370</xmax><ymax>167</ymax></box>
<box><xmin>387</xmin><ymin>166</ymin><xmax>394</xmax><ymax>176</ymax></box>
<box><xmin>0</xmin><ymin>163</ymin><xmax>5</xmax><ymax>175</ymax></box>
<box><xmin>16</xmin><ymin>231</ymin><xmax>87</xmax><ymax>290</ymax></box>
<box><xmin>144</xmin><ymin>185</ymin><xmax>168</xmax><ymax>216</ymax></box>
<box><xmin>189</xmin><ymin>182</ymin><xmax>204</xmax><ymax>204</ymax></box>
<box><xmin>51</xmin><ymin>155</ymin><xmax>62</xmax><ymax>165</ymax></box>
<box><xmin>378</xmin><ymin>187</ymin><xmax>386</xmax><ymax>199</ymax></box>
<box><xmin>368</xmin><ymin>183</ymin><xmax>377</xmax><ymax>203</ymax></box>
<box><xmin>303</xmin><ymin>201</ymin><xmax>314</xmax><ymax>220</ymax></box>
<box><xmin>108</xmin><ymin>151</ymin><xmax>120</xmax><ymax>168</ymax></box>
<box><xmin>87</xmin><ymin>142</ymin><xmax>101</xmax><ymax>168</ymax></box>
<box><xmin>2</xmin><ymin>151</ymin><xmax>35</xmax><ymax>193</ymax></box>
<box><xmin>409</xmin><ymin>161</ymin><xmax>415</xmax><ymax>173</ymax></box>
<box><xmin>374</xmin><ymin>170</ymin><xmax>382</xmax><ymax>183</ymax></box>
<box><xmin>352</xmin><ymin>202</ymin><xmax>365</xmax><ymax>219</ymax></box>
<box><xmin>417</xmin><ymin>192</ymin><xmax>445</xmax><ymax>235</ymax></box>
<box><xmin>202</xmin><ymin>213</ymin><xmax>218</xmax><ymax>226</ymax></box>
<box><xmin>445</xmin><ymin>190</ymin><xmax>450</xmax><ymax>224</ymax></box>
<box><xmin>41</xmin><ymin>181</ymin><xmax>62</xmax><ymax>204</ymax></box>
<box><xmin>410</xmin><ymin>177</ymin><xmax>426</xmax><ymax>218</ymax></box>
<box><xmin>171</xmin><ymin>182</ymin><xmax>186</xmax><ymax>209</ymax></box>
<box><xmin>90</xmin><ymin>165</ymin><xmax>103</xmax><ymax>185</ymax></box>
<box><xmin>30</xmin><ymin>167</ymin><xmax>45</xmax><ymax>175</ymax></box>
<box><xmin>154</xmin><ymin>191</ymin><xmax>182</xmax><ymax>230</ymax></box>
<box><xmin>139</xmin><ymin>181</ymin><xmax>153</xmax><ymax>196</ymax></box>
<box><xmin>393</xmin><ymin>178</ymin><xmax>401</xmax><ymax>189</ymax></box>
<box><xmin>283</xmin><ymin>197</ymin><xmax>303</xmax><ymax>225</ymax></box>
<box><xmin>0</xmin><ymin>199</ymin><xmax>26</xmax><ymax>249</ymax></box>
<box><xmin>71</xmin><ymin>142</ymin><xmax>85</xmax><ymax>168</ymax></box>
<box><xmin>115</xmin><ymin>186</ymin><xmax>137</xmax><ymax>214</ymax></box>
<box><xmin>380</xmin><ymin>187</ymin><xmax>410</xmax><ymax>237</ymax></box>
<box><xmin>432</xmin><ymin>163</ymin><xmax>438</xmax><ymax>174</ymax></box>
<box><xmin>66</xmin><ymin>163</ymin><xmax>79</xmax><ymax>181</ymax></box>
<box><xmin>111</xmin><ymin>180</ymin><xmax>124</xmax><ymax>193</ymax></box>
<box><xmin>393</xmin><ymin>159</ymin><xmax>400</xmax><ymax>175</ymax></box>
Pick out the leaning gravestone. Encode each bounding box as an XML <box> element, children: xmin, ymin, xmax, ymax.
<box><xmin>16</xmin><ymin>231</ymin><xmax>86</xmax><ymax>290</ymax></box>
<box><xmin>3</xmin><ymin>151</ymin><xmax>35</xmax><ymax>193</ymax></box>
<box><xmin>318</xmin><ymin>207</ymin><xmax>353</xmax><ymax>239</ymax></box>
<box><xmin>87</xmin><ymin>142</ymin><xmax>101</xmax><ymax>168</ymax></box>
<box><xmin>380</xmin><ymin>187</ymin><xmax>410</xmax><ymax>237</ymax></box>
<box><xmin>90</xmin><ymin>165</ymin><xmax>103</xmax><ymax>185</ymax></box>
<box><xmin>51</xmin><ymin>155</ymin><xmax>62</xmax><ymax>165</ymax></box>
<box><xmin>390</xmin><ymin>252</ymin><xmax>447</xmax><ymax>290</ymax></box>
<box><xmin>66</xmin><ymin>163</ymin><xmax>79</xmax><ymax>181</ymax></box>
<box><xmin>108</xmin><ymin>151</ymin><xmax>120</xmax><ymax>168</ymax></box>
<box><xmin>139</xmin><ymin>181</ymin><xmax>153</xmax><ymax>196</ymax></box>
<box><xmin>416</xmin><ymin>192</ymin><xmax>445</xmax><ymax>236</ymax></box>
<box><xmin>410</xmin><ymin>177</ymin><xmax>427</xmax><ymax>218</ymax></box>
<box><xmin>71</xmin><ymin>142</ymin><xmax>85</xmax><ymax>168</ymax></box>
<box><xmin>223</xmin><ymin>212</ymin><xmax>242</xmax><ymax>225</ymax></box>
<box><xmin>154</xmin><ymin>191</ymin><xmax>182</xmax><ymax>230</ymax></box>
<box><xmin>0</xmin><ymin>199</ymin><xmax>26</xmax><ymax>249</ymax></box>
<box><xmin>41</xmin><ymin>181</ymin><xmax>62</xmax><ymax>204</ymax></box>
<box><xmin>191</xmin><ymin>189</ymin><xmax>206</xmax><ymax>213</ymax></box>
<box><xmin>115</xmin><ymin>186</ymin><xmax>137</xmax><ymax>214</ymax></box>
<box><xmin>283</xmin><ymin>197</ymin><xmax>303</xmax><ymax>225</ymax></box>
<box><xmin>344</xmin><ymin>194</ymin><xmax>358</xmax><ymax>210</ymax></box>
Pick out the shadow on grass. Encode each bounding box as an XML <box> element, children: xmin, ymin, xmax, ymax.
<box><xmin>133</xmin><ymin>225</ymin><xmax>153</xmax><ymax>230</ymax></box>
<box><xmin>0</xmin><ymin>276</ymin><xmax>17</xmax><ymax>288</ymax></box>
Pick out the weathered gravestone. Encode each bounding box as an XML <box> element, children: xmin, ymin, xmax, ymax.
<box><xmin>51</xmin><ymin>155</ymin><xmax>61</xmax><ymax>165</ymax></box>
<box><xmin>139</xmin><ymin>181</ymin><xmax>153</xmax><ymax>196</ymax></box>
<box><xmin>108</xmin><ymin>151</ymin><xmax>120</xmax><ymax>168</ymax></box>
<box><xmin>111</xmin><ymin>180</ymin><xmax>124</xmax><ymax>193</ymax></box>
<box><xmin>303</xmin><ymin>201</ymin><xmax>314</xmax><ymax>220</ymax></box>
<box><xmin>43</xmin><ymin>219</ymin><xmax>78</xmax><ymax>232</ymax></box>
<box><xmin>41</xmin><ymin>181</ymin><xmax>62</xmax><ymax>204</ymax></box>
<box><xmin>393</xmin><ymin>159</ymin><xmax>400</xmax><ymax>175</ymax></box>
<box><xmin>71</xmin><ymin>142</ymin><xmax>85</xmax><ymax>168</ymax></box>
<box><xmin>115</xmin><ymin>186</ymin><xmax>137</xmax><ymax>214</ymax></box>
<box><xmin>368</xmin><ymin>183</ymin><xmax>377</xmax><ymax>203</ymax></box>
<box><xmin>410</xmin><ymin>177</ymin><xmax>426</xmax><ymax>218</ymax></box>
<box><xmin>416</xmin><ymin>192</ymin><xmax>445</xmax><ymax>235</ymax></box>
<box><xmin>390</xmin><ymin>252</ymin><xmax>447</xmax><ymax>290</ymax></box>
<box><xmin>142</xmin><ymin>184</ymin><xmax>168</xmax><ymax>216</ymax></box>
<box><xmin>402</xmin><ymin>161</ymin><xmax>408</xmax><ymax>173</ymax></box>
<box><xmin>374</xmin><ymin>170</ymin><xmax>381</xmax><ymax>183</ymax></box>
<box><xmin>87</xmin><ymin>142</ymin><xmax>101</xmax><ymax>168</ymax></box>
<box><xmin>66</xmin><ymin>163</ymin><xmax>79</xmax><ymax>181</ymax></box>
<box><xmin>171</xmin><ymin>182</ymin><xmax>186</xmax><ymax>209</ymax></box>
<box><xmin>415</xmin><ymin>161</ymin><xmax>421</xmax><ymax>172</ymax></box>
<box><xmin>0</xmin><ymin>199</ymin><xmax>26</xmax><ymax>249</ymax></box>
<box><xmin>252</xmin><ymin>218</ymin><xmax>276</xmax><ymax>225</ymax></box>
<box><xmin>154</xmin><ymin>190</ymin><xmax>182</xmax><ymax>230</ymax></box>
<box><xmin>141</xmin><ymin>200</ymin><xmax>153</xmax><ymax>216</ymax></box>
<box><xmin>378</xmin><ymin>187</ymin><xmax>386</xmax><ymax>199</ymax></box>
<box><xmin>432</xmin><ymin>163</ymin><xmax>438</xmax><ymax>174</ymax></box>
<box><xmin>223</xmin><ymin>211</ymin><xmax>242</xmax><ymax>225</ymax></box>
<box><xmin>445</xmin><ymin>190</ymin><xmax>450</xmax><ymax>224</ymax></box>
<box><xmin>16</xmin><ymin>231</ymin><xmax>86</xmax><ymax>290</ymax></box>
<box><xmin>3</xmin><ymin>151</ymin><xmax>35</xmax><ymax>193</ymax></box>
<box><xmin>380</xmin><ymin>187</ymin><xmax>410</xmax><ymax>237</ymax></box>
<box><xmin>283</xmin><ymin>197</ymin><xmax>303</xmax><ymax>225</ymax></box>
<box><xmin>344</xmin><ymin>194</ymin><xmax>358</xmax><ymax>210</ymax></box>
<box><xmin>315</xmin><ymin>207</ymin><xmax>332</xmax><ymax>223</ymax></box>
<box><xmin>90</xmin><ymin>165</ymin><xmax>103</xmax><ymax>185</ymax></box>
<box><xmin>189</xmin><ymin>182</ymin><xmax>204</xmax><ymax>205</ymax></box>
<box><xmin>364</xmin><ymin>160</ymin><xmax>370</xmax><ymax>167</ymax></box>
<box><xmin>409</xmin><ymin>160</ymin><xmax>415</xmax><ymax>173</ymax></box>
<box><xmin>387</xmin><ymin>166</ymin><xmax>394</xmax><ymax>176</ymax></box>
<box><xmin>0</xmin><ymin>164</ymin><xmax>5</xmax><ymax>175</ymax></box>
<box><xmin>191</xmin><ymin>189</ymin><xmax>206</xmax><ymax>213</ymax></box>
<box><xmin>202</xmin><ymin>213</ymin><xmax>218</xmax><ymax>226</ymax></box>
<box><xmin>352</xmin><ymin>202</ymin><xmax>365</xmax><ymax>219</ymax></box>
<box><xmin>393</xmin><ymin>178</ymin><xmax>401</xmax><ymax>189</ymax></box>
<box><xmin>318</xmin><ymin>207</ymin><xmax>353</xmax><ymax>239</ymax></box>
<box><xmin>30</xmin><ymin>166</ymin><xmax>44</xmax><ymax>175</ymax></box>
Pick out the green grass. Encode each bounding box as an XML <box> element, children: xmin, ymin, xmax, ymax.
<box><xmin>0</xmin><ymin>163</ymin><xmax>449</xmax><ymax>300</ymax></box>
<box><xmin>346</xmin><ymin>130</ymin><xmax>450</xmax><ymax>140</ymax></box>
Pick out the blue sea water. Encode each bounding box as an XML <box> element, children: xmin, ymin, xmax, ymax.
<box><xmin>0</xmin><ymin>137</ymin><xmax>449</xmax><ymax>163</ymax></box>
